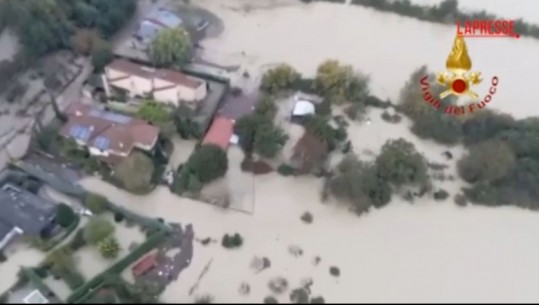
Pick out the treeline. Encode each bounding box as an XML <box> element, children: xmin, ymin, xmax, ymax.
<box><xmin>0</xmin><ymin>0</ymin><xmax>136</xmax><ymax>57</ymax></box>
<box><xmin>399</xmin><ymin>66</ymin><xmax>539</xmax><ymax>210</ymax></box>
<box><xmin>350</xmin><ymin>0</ymin><xmax>539</xmax><ymax>40</ymax></box>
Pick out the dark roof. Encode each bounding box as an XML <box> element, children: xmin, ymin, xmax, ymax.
<box><xmin>202</xmin><ymin>116</ymin><xmax>234</xmax><ymax>150</ymax></box>
<box><xmin>0</xmin><ymin>221</ymin><xmax>12</xmax><ymax>240</ymax></box>
<box><xmin>0</xmin><ymin>184</ymin><xmax>57</xmax><ymax>235</ymax></box>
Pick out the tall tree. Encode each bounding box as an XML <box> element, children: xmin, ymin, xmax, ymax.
<box><xmin>149</xmin><ymin>28</ymin><xmax>193</xmax><ymax>67</ymax></box>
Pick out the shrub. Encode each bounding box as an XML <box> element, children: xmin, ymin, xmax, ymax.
<box><xmin>264</xmin><ymin>296</ymin><xmax>279</xmax><ymax>303</ymax></box>
<box><xmin>311</xmin><ymin>296</ymin><xmax>325</xmax><ymax>304</ymax></box>
<box><xmin>114</xmin><ymin>212</ymin><xmax>124</xmax><ymax>223</ymax></box>
<box><xmin>0</xmin><ymin>251</ymin><xmax>6</xmax><ymax>263</ymax></box>
<box><xmin>34</xmin><ymin>267</ymin><xmax>49</xmax><ymax>279</ymax></box>
<box><xmin>260</xmin><ymin>63</ymin><xmax>300</xmax><ymax>93</ymax></box>
<box><xmin>278</xmin><ymin>164</ymin><xmax>297</xmax><ymax>176</ymax></box>
<box><xmin>290</xmin><ymin>288</ymin><xmax>309</xmax><ymax>304</ymax></box>
<box><xmin>69</xmin><ymin>229</ymin><xmax>86</xmax><ymax>250</ymax></box>
<box><xmin>454</xmin><ymin>193</ymin><xmax>468</xmax><ymax>207</ymax></box>
<box><xmin>56</xmin><ymin>203</ymin><xmax>77</xmax><ymax>228</ymax></box>
<box><xmin>98</xmin><ymin>236</ymin><xmax>120</xmax><ymax>258</ymax></box>
<box><xmin>63</xmin><ymin>271</ymin><xmax>85</xmax><ymax>290</ymax></box>
<box><xmin>195</xmin><ymin>294</ymin><xmax>214</xmax><ymax>304</ymax></box>
<box><xmin>83</xmin><ymin>216</ymin><xmax>115</xmax><ymax>244</ymax></box>
<box><xmin>222</xmin><ymin>233</ymin><xmax>243</xmax><ymax>249</ymax></box>
<box><xmin>84</xmin><ymin>193</ymin><xmax>109</xmax><ymax>214</ymax></box>
<box><xmin>300</xmin><ymin>212</ymin><xmax>313</xmax><ymax>224</ymax></box>
<box><xmin>329</xmin><ymin>266</ymin><xmax>340</xmax><ymax>277</ymax></box>
<box><xmin>433</xmin><ymin>189</ymin><xmax>449</xmax><ymax>201</ymax></box>
<box><xmin>186</xmin><ymin>144</ymin><xmax>229</xmax><ymax>184</ymax></box>
<box><xmin>241</xmin><ymin>159</ymin><xmax>274</xmax><ymax>174</ymax></box>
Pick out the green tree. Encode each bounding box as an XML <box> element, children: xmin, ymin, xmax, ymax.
<box><xmin>137</xmin><ymin>100</ymin><xmax>170</xmax><ymax>123</ymax></box>
<box><xmin>235</xmin><ymin>114</ymin><xmax>271</xmax><ymax>153</ymax></box>
<box><xmin>83</xmin><ymin>216</ymin><xmax>115</xmax><ymax>244</ymax></box>
<box><xmin>91</xmin><ymin>41</ymin><xmax>113</xmax><ymax>72</ymax></box>
<box><xmin>98</xmin><ymin>236</ymin><xmax>120</xmax><ymax>258</ymax></box>
<box><xmin>186</xmin><ymin>144</ymin><xmax>228</xmax><ymax>184</ymax></box>
<box><xmin>314</xmin><ymin>60</ymin><xmax>370</xmax><ymax>104</ymax></box>
<box><xmin>149</xmin><ymin>28</ymin><xmax>193</xmax><ymax>67</ymax></box>
<box><xmin>254</xmin><ymin>125</ymin><xmax>288</xmax><ymax>158</ymax></box>
<box><xmin>375</xmin><ymin>138</ymin><xmax>428</xmax><ymax>187</ymax></box>
<box><xmin>329</xmin><ymin>155</ymin><xmax>392</xmax><ymax>213</ymax></box>
<box><xmin>56</xmin><ymin>203</ymin><xmax>77</xmax><ymax>228</ymax></box>
<box><xmin>457</xmin><ymin>139</ymin><xmax>515</xmax><ymax>183</ymax></box>
<box><xmin>255</xmin><ymin>95</ymin><xmax>278</xmax><ymax>119</ymax></box>
<box><xmin>260</xmin><ymin>64</ymin><xmax>300</xmax><ymax>93</ymax></box>
<box><xmin>84</xmin><ymin>193</ymin><xmax>108</xmax><ymax>214</ymax></box>
<box><xmin>114</xmin><ymin>152</ymin><xmax>155</xmax><ymax>193</ymax></box>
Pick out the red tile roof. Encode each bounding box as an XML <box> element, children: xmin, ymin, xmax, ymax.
<box><xmin>132</xmin><ymin>254</ymin><xmax>157</xmax><ymax>277</ymax></box>
<box><xmin>59</xmin><ymin>102</ymin><xmax>159</xmax><ymax>162</ymax></box>
<box><xmin>107</xmin><ymin>59</ymin><xmax>203</xmax><ymax>89</ymax></box>
<box><xmin>202</xmin><ymin>116</ymin><xmax>234</xmax><ymax>150</ymax></box>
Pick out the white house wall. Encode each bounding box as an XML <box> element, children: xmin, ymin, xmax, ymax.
<box><xmin>106</xmin><ymin>68</ymin><xmax>128</xmax><ymax>81</ymax></box>
<box><xmin>153</xmin><ymin>88</ymin><xmax>179</xmax><ymax>106</ymax></box>
<box><xmin>130</xmin><ymin>75</ymin><xmax>153</xmax><ymax>96</ymax></box>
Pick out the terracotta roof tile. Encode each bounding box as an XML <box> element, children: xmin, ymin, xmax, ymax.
<box><xmin>202</xmin><ymin>116</ymin><xmax>234</xmax><ymax>150</ymax></box>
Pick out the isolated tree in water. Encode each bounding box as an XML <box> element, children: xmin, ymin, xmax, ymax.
<box><xmin>149</xmin><ymin>28</ymin><xmax>193</xmax><ymax>67</ymax></box>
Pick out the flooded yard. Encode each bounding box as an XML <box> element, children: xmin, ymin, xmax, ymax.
<box><xmin>74</xmin><ymin>214</ymin><xmax>146</xmax><ymax>280</ymax></box>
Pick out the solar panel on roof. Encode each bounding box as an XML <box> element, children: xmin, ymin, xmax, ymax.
<box><xmin>69</xmin><ymin>125</ymin><xmax>81</xmax><ymax>137</ymax></box>
<box><xmin>94</xmin><ymin>136</ymin><xmax>110</xmax><ymax>150</ymax></box>
<box><xmin>79</xmin><ymin>127</ymin><xmax>91</xmax><ymax>140</ymax></box>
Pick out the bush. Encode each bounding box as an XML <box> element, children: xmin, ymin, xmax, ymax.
<box><xmin>264</xmin><ymin>296</ymin><xmax>279</xmax><ymax>303</ymax></box>
<box><xmin>290</xmin><ymin>288</ymin><xmax>309</xmax><ymax>304</ymax></box>
<box><xmin>63</xmin><ymin>271</ymin><xmax>86</xmax><ymax>290</ymax></box>
<box><xmin>329</xmin><ymin>266</ymin><xmax>340</xmax><ymax>277</ymax></box>
<box><xmin>114</xmin><ymin>152</ymin><xmax>155</xmax><ymax>194</ymax></box>
<box><xmin>278</xmin><ymin>164</ymin><xmax>297</xmax><ymax>176</ymax></box>
<box><xmin>69</xmin><ymin>229</ymin><xmax>87</xmax><ymax>251</ymax></box>
<box><xmin>241</xmin><ymin>159</ymin><xmax>274</xmax><ymax>175</ymax></box>
<box><xmin>0</xmin><ymin>251</ymin><xmax>6</xmax><ymax>263</ymax></box>
<box><xmin>433</xmin><ymin>189</ymin><xmax>449</xmax><ymax>201</ymax></box>
<box><xmin>195</xmin><ymin>295</ymin><xmax>214</xmax><ymax>304</ymax></box>
<box><xmin>260</xmin><ymin>63</ymin><xmax>300</xmax><ymax>93</ymax></box>
<box><xmin>114</xmin><ymin>212</ymin><xmax>124</xmax><ymax>223</ymax></box>
<box><xmin>83</xmin><ymin>216</ymin><xmax>115</xmax><ymax>244</ymax></box>
<box><xmin>84</xmin><ymin>193</ymin><xmax>109</xmax><ymax>214</ymax></box>
<box><xmin>185</xmin><ymin>144</ymin><xmax>228</xmax><ymax>184</ymax></box>
<box><xmin>98</xmin><ymin>236</ymin><xmax>120</xmax><ymax>259</ymax></box>
<box><xmin>34</xmin><ymin>267</ymin><xmax>49</xmax><ymax>279</ymax></box>
<box><xmin>454</xmin><ymin>193</ymin><xmax>468</xmax><ymax>207</ymax></box>
<box><xmin>222</xmin><ymin>233</ymin><xmax>243</xmax><ymax>249</ymax></box>
<box><xmin>300</xmin><ymin>212</ymin><xmax>313</xmax><ymax>224</ymax></box>
<box><xmin>56</xmin><ymin>203</ymin><xmax>77</xmax><ymax>228</ymax></box>
<box><xmin>311</xmin><ymin>296</ymin><xmax>325</xmax><ymax>304</ymax></box>
<box><xmin>91</xmin><ymin>41</ymin><xmax>113</xmax><ymax>72</ymax></box>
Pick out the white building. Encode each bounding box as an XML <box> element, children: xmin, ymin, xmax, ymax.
<box><xmin>103</xmin><ymin>59</ymin><xmax>207</xmax><ymax>108</ymax></box>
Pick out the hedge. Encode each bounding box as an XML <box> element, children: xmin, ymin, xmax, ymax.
<box><xmin>67</xmin><ymin>229</ymin><xmax>167</xmax><ymax>303</ymax></box>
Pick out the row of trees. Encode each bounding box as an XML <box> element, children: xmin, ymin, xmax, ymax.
<box><xmin>351</xmin><ymin>0</ymin><xmax>539</xmax><ymax>40</ymax></box>
<box><xmin>398</xmin><ymin>66</ymin><xmax>539</xmax><ymax>209</ymax></box>
<box><xmin>329</xmin><ymin>138</ymin><xmax>429</xmax><ymax>213</ymax></box>
<box><xmin>0</xmin><ymin>0</ymin><xmax>136</xmax><ymax>57</ymax></box>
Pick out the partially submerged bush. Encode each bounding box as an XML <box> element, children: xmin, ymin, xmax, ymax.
<box><xmin>300</xmin><ymin>212</ymin><xmax>313</xmax><ymax>224</ymax></box>
<box><xmin>264</xmin><ymin>296</ymin><xmax>279</xmax><ymax>304</ymax></box>
<box><xmin>268</xmin><ymin>277</ymin><xmax>289</xmax><ymax>294</ymax></box>
<box><xmin>56</xmin><ymin>203</ymin><xmax>77</xmax><ymax>228</ymax></box>
<box><xmin>114</xmin><ymin>212</ymin><xmax>124</xmax><ymax>223</ymax></box>
<box><xmin>433</xmin><ymin>189</ymin><xmax>450</xmax><ymax>201</ymax></box>
<box><xmin>278</xmin><ymin>164</ymin><xmax>297</xmax><ymax>176</ymax></box>
<box><xmin>310</xmin><ymin>296</ymin><xmax>325</xmax><ymax>304</ymax></box>
<box><xmin>69</xmin><ymin>229</ymin><xmax>86</xmax><ymax>250</ymax></box>
<box><xmin>222</xmin><ymin>233</ymin><xmax>244</xmax><ymax>249</ymax></box>
<box><xmin>84</xmin><ymin>193</ymin><xmax>108</xmax><ymax>214</ymax></box>
<box><xmin>290</xmin><ymin>288</ymin><xmax>309</xmax><ymax>304</ymax></box>
<box><xmin>329</xmin><ymin>266</ymin><xmax>340</xmax><ymax>277</ymax></box>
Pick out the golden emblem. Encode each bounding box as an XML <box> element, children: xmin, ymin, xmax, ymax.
<box><xmin>436</xmin><ymin>35</ymin><xmax>482</xmax><ymax>99</ymax></box>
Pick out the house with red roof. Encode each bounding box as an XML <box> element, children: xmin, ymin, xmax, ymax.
<box><xmin>59</xmin><ymin>102</ymin><xmax>160</xmax><ymax>167</ymax></box>
<box><xmin>202</xmin><ymin>116</ymin><xmax>235</xmax><ymax>150</ymax></box>
<box><xmin>103</xmin><ymin>59</ymin><xmax>207</xmax><ymax>109</ymax></box>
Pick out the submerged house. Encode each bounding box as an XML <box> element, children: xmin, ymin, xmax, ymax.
<box><xmin>0</xmin><ymin>184</ymin><xmax>57</xmax><ymax>250</ymax></box>
<box><xmin>103</xmin><ymin>59</ymin><xmax>208</xmax><ymax>108</ymax></box>
<box><xmin>59</xmin><ymin>102</ymin><xmax>160</xmax><ymax>167</ymax></box>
